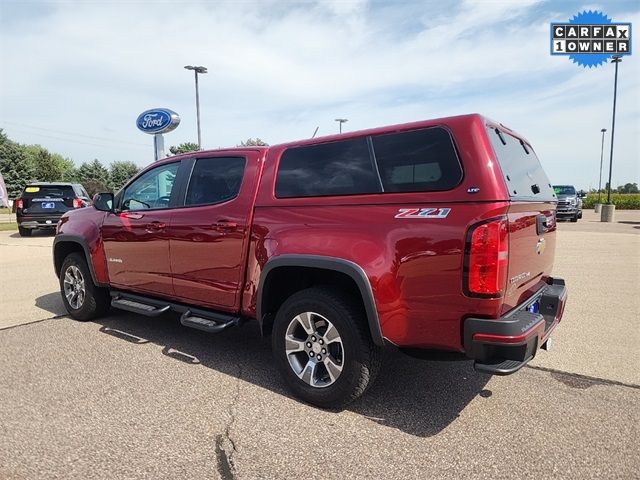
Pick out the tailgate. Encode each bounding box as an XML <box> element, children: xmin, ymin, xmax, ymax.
<box><xmin>24</xmin><ymin>197</ymin><xmax>72</xmax><ymax>215</ymax></box>
<box><xmin>502</xmin><ymin>201</ymin><xmax>557</xmax><ymax>314</ymax></box>
<box><xmin>483</xmin><ymin>124</ymin><xmax>559</xmax><ymax>315</ymax></box>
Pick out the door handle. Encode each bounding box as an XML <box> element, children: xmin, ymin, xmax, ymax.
<box><xmin>120</xmin><ymin>212</ymin><xmax>144</xmax><ymax>220</ymax></box>
<box><xmin>211</xmin><ymin>220</ymin><xmax>237</xmax><ymax>230</ymax></box>
<box><xmin>145</xmin><ymin>221</ymin><xmax>166</xmax><ymax>232</ymax></box>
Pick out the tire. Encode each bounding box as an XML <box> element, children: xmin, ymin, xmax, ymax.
<box><xmin>272</xmin><ymin>287</ymin><xmax>382</xmax><ymax>409</ymax></box>
<box><xmin>59</xmin><ymin>252</ymin><xmax>110</xmax><ymax>321</ymax></box>
<box><xmin>18</xmin><ymin>226</ymin><xmax>32</xmax><ymax>237</ymax></box>
<box><xmin>570</xmin><ymin>214</ymin><xmax>578</xmax><ymax>222</ymax></box>
<box><xmin>578</xmin><ymin>211</ymin><xmax>583</xmax><ymax>219</ymax></box>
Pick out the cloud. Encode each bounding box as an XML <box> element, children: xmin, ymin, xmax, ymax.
<box><xmin>0</xmin><ymin>0</ymin><xmax>637</xmax><ymax>188</ymax></box>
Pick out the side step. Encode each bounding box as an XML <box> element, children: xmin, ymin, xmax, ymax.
<box><xmin>180</xmin><ymin>310</ymin><xmax>241</xmax><ymax>334</ymax></box>
<box><xmin>111</xmin><ymin>297</ymin><xmax>171</xmax><ymax>317</ymax></box>
<box><xmin>473</xmin><ymin>356</ymin><xmax>532</xmax><ymax>375</ymax></box>
<box><xmin>110</xmin><ymin>291</ymin><xmax>242</xmax><ymax>334</ymax></box>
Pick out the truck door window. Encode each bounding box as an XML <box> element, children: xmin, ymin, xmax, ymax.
<box><xmin>185</xmin><ymin>157</ymin><xmax>246</xmax><ymax>206</ymax></box>
<box><xmin>370</xmin><ymin>127</ymin><xmax>463</xmax><ymax>193</ymax></box>
<box><xmin>121</xmin><ymin>162</ymin><xmax>179</xmax><ymax>211</ymax></box>
<box><xmin>276</xmin><ymin>137</ymin><xmax>380</xmax><ymax>198</ymax></box>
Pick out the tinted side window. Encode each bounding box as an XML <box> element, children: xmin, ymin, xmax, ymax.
<box><xmin>122</xmin><ymin>162</ymin><xmax>179</xmax><ymax>211</ymax></box>
<box><xmin>276</xmin><ymin>138</ymin><xmax>380</xmax><ymax>198</ymax></box>
<box><xmin>185</xmin><ymin>157</ymin><xmax>245</xmax><ymax>206</ymax></box>
<box><xmin>487</xmin><ymin>127</ymin><xmax>555</xmax><ymax>201</ymax></box>
<box><xmin>372</xmin><ymin>127</ymin><xmax>462</xmax><ymax>193</ymax></box>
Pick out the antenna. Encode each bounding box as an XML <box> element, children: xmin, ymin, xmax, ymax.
<box><xmin>311</xmin><ymin>126</ymin><xmax>319</xmax><ymax>138</ymax></box>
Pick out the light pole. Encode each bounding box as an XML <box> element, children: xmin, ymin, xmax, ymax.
<box><xmin>335</xmin><ymin>118</ymin><xmax>348</xmax><ymax>134</ymax></box>
<box><xmin>184</xmin><ymin>65</ymin><xmax>208</xmax><ymax>148</ymax></box>
<box><xmin>597</xmin><ymin>128</ymin><xmax>606</xmax><ymax>204</ymax></box>
<box><xmin>606</xmin><ymin>56</ymin><xmax>621</xmax><ymax>204</ymax></box>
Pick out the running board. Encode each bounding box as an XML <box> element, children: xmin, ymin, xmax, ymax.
<box><xmin>111</xmin><ymin>297</ymin><xmax>171</xmax><ymax>317</ymax></box>
<box><xmin>180</xmin><ymin>310</ymin><xmax>240</xmax><ymax>334</ymax></box>
<box><xmin>109</xmin><ymin>291</ymin><xmax>243</xmax><ymax>333</ymax></box>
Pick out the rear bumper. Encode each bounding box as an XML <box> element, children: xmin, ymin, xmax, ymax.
<box><xmin>463</xmin><ymin>277</ymin><xmax>567</xmax><ymax>374</ymax></box>
<box><xmin>17</xmin><ymin>215</ymin><xmax>62</xmax><ymax>229</ymax></box>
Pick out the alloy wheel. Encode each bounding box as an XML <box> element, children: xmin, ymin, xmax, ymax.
<box><xmin>284</xmin><ymin>311</ymin><xmax>344</xmax><ymax>388</ymax></box>
<box><xmin>63</xmin><ymin>265</ymin><xmax>86</xmax><ymax>310</ymax></box>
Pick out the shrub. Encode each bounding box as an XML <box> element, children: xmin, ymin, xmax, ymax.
<box><xmin>582</xmin><ymin>193</ymin><xmax>640</xmax><ymax>210</ymax></box>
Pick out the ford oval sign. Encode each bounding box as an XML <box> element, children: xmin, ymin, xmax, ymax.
<box><xmin>136</xmin><ymin>108</ymin><xmax>180</xmax><ymax>134</ymax></box>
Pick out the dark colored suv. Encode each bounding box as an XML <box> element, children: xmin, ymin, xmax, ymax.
<box><xmin>16</xmin><ymin>182</ymin><xmax>91</xmax><ymax>236</ymax></box>
<box><xmin>53</xmin><ymin>114</ymin><xmax>567</xmax><ymax>408</ymax></box>
<box><xmin>553</xmin><ymin>185</ymin><xmax>582</xmax><ymax>222</ymax></box>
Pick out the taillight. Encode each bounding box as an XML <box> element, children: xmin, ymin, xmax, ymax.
<box><xmin>465</xmin><ymin>218</ymin><xmax>509</xmax><ymax>297</ymax></box>
<box><xmin>15</xmin><ymin>198</ymin><xmax>23</xmax><ymax>209</ymax></box>
<box><xmin>73</xmin><ymin>198</ymin><xmax>83</xmax><ymax>208</ymax></box>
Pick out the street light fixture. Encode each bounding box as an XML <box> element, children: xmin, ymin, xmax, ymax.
<box><xmin>335</xmin><ymin>118</ymin><xmax>348</xmax><ymax>134</ymax></box>
<box><xmin>184</xmin><ymin>65</ymin><xmax>208</xmax><ymax>148</ymax></box>
<box><xmin>597</xmin><ymin>128</ymin><xmax>606</xmax><ymax>204</ymax></box>
<box><xmin>605</xmin><ymin>56</ymin><xmax>621</xmax><ymax>205</ymax></box>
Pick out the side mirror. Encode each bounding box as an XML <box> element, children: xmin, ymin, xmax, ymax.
<box><xmin>93</xmin><ymin>192</ymin><xmax>114</xmax><ymax>212</ymax></box>
<box><xmin>578</xmin><ymin>191</ymin><xmax>587</xmax><ymax>198</ymax></box>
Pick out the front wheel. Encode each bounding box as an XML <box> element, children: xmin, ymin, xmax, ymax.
<box><xmin>571</xmin><ymin>214</ymin><xmax>578</xmax><ymax>222</ymax></box>
<box><xmin>272</xmin><ymin>287</ymin><xmax>382</xmax><ymax>409</ymax></box>
<box><xmin>59</xmin><ymin>252</ymin><xmax>110</xmax><ymax>321</ymax></box>
<box><xmin>18</xmin><ymin>226</ymin><xmax>32</xmax><ymax>237</ymax></box>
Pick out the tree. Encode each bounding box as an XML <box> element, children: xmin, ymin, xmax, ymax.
<box><xmin>617</xmin><ymin>183</ymin><xmax>639</xmax><ymax>194</ymax></box>
<box><xmin>238</xmin><ymin>138</ymin><xmax>269</xmax><ymax>147</ymax></box>
<box><xmin>109</xmin><ymin>161</ymin><xmax>140</xmax><ymax>191</ymax></box>
<box><xmin>23</xmin><ymin>145</ymin><xmax>75</xmax><ymax>182</ymax></box>
<box><xmin>0</xmin><ymin>129</ymin><xmax>34</xmax><ymax>198</ymax></box>
<box><xmin>169</xmin><ymin>142</ymin><xmax>200</xmax><ymax>155</ymax></box>
<box><xmin>76</xmin><ymin>159</ymin><xmax>110</xmax><ymax>195</ymax></box>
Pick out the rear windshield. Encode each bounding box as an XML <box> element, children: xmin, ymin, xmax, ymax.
<box><xmin>553</xmin><ymin>185</ymin><xmax>576</xmax><ymax>195</ymax></box>
<box><xmin>486</xmin><ymin>127</ymin><xmax>556</xmax><ymax>201</ymax></box>
<box><xmin>22</xmin><ymin>185</ymin><xmax>75</xmax><ymax>198</ymax></box>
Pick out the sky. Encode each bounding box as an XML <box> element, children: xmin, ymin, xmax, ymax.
<box><xmin>0</xmin><ymin>0</ymin><xmax>638</xmax><ymax>190</ymax></box>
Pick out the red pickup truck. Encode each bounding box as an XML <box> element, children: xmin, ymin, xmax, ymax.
<box><xmin>53</xmin><ymin>114</ymin><xmax>567</xmax><ymax>408</ymax></box>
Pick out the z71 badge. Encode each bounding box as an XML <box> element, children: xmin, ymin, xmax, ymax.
<box><xmin>395</xmin><ymin>208</ymin><xmax>451</xmax><ymax>219</ymax></box>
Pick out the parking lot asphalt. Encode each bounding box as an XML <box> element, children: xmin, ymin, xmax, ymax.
<box><xmin>1</xmin><ymin>210</ymin><xmax>639</xmax><ymax>479</ymax></box>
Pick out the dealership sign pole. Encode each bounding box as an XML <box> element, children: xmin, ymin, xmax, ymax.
<box><xmin>136</xmin><ymin>108</ymin><xmax>181</xmax><ymax>161</ymax></box>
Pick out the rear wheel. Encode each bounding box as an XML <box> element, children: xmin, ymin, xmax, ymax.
<box><xmin>59</xmin><ymin>252</ymin><xmax>110</xmax><ymax>321</ymax></box>
<box><xmin>272</xmin><ymin>287</ymin><xmax>382</xmax><ymax>409</ymax></box>
<box><xmin>18</xmin><ymin>226</ymin><xmax>32</xmax><ymax>237</ymax></box>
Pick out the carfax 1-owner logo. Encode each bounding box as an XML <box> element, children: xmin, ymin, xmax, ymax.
<box><xmin>551</xmin><ymin>10</ymin><xmax>632</xmax><ymax>67</ymax></box>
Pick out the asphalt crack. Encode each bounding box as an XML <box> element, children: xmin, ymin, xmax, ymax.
<box><xmin>525</xmin><ymin>364</ymin><xmax>640</xmax><ymax>390</ymax></box>
<box><xmin>0</xmin><ymin>314</ymin><xmax>66</xmax><ymax>332</ymax></box>
<box><xmin>215</xmin><ymin>364</ymin><xmax>243</xmax><ymax>480</ymax></box>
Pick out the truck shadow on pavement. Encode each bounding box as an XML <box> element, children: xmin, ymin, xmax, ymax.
<box><xmin>38</xmin><ymin>301</ymin><xmax>490</xmax><ymax>438</ymax></box>
<box><xmin>35</xmin><ymin>292</ymin><xmax>66</xmax><ymax>317</ymax></box>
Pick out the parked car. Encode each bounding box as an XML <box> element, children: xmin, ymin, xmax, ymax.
<box><xmin>553</xmin><ymin>185</ymin><xmax>583</xmax><ymax>222</ymax></box>
<box><xmin>53</xmin><ymin>114</ymin><xmax>567</xmax><ymax>408</ymax></box>
<box><xmin>16</xmin><ymin>182</ymin><xmax>91</xmax><ymax>236</ymax></box>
